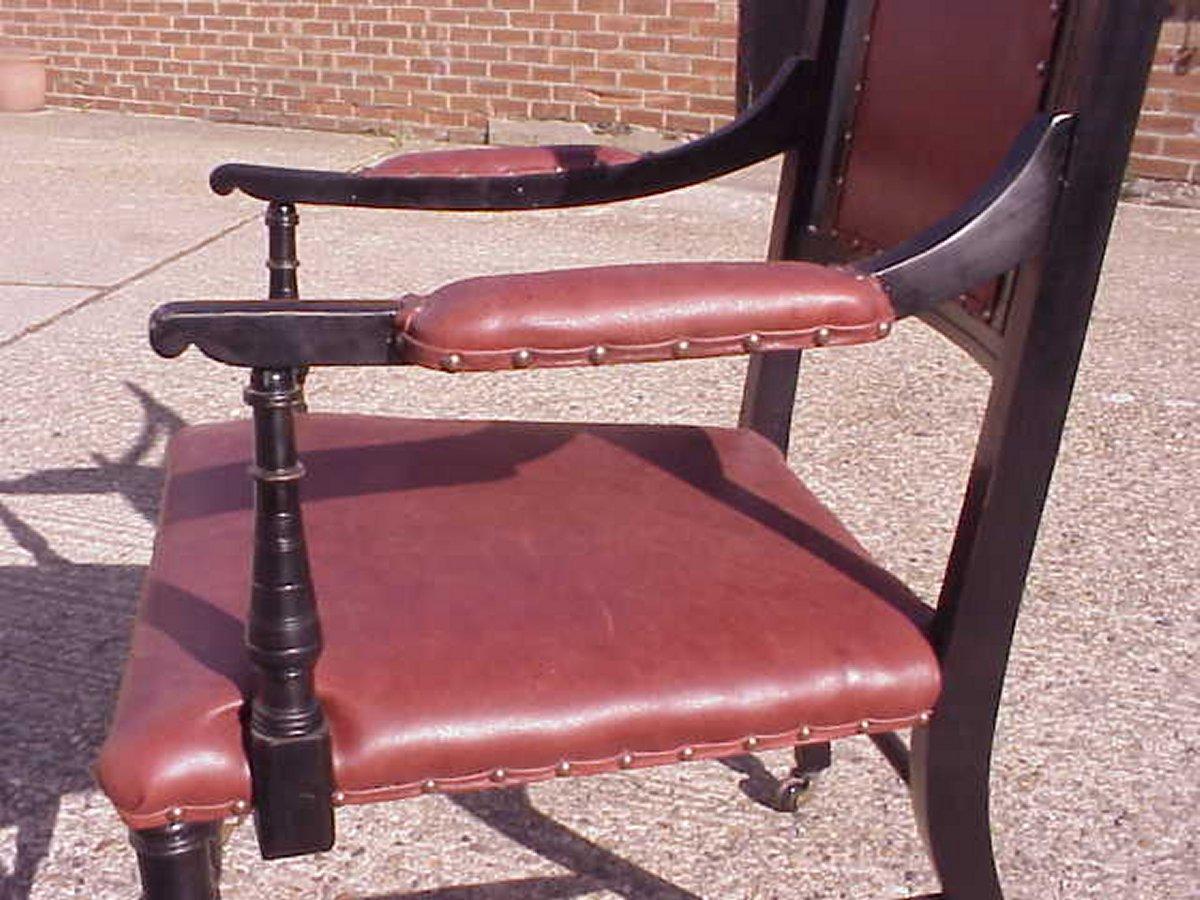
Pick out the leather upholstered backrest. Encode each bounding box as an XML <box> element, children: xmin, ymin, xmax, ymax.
<box><xmin>809</xmin><ymin>0</ymin><xmax>1066</xmax><ymax>330</ymax></box>
<box><xmin>833</xmin><ymin>1</ymin><xmax>1062</xmax><ymax>255</ymax></box>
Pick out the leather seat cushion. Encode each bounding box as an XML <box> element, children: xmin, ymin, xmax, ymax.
<box><xmin>363</xmin><ymin>145</ymin><xmax>640</xmax><ymax>179</ymax></box>
<box><xmin>97</xmin><ymin>414</ymin><xmax>939</xmax><ymax>829</ymax></box>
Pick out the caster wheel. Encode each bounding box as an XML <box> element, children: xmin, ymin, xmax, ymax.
<box><xmin>774</xmin><ymin>774</ymin><xmax>817</xmax><ymax>812</ymax></box>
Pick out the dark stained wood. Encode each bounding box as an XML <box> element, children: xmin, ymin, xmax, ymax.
<box><xmin>209</xmin><ymin>57</ymin><xmax>815</xmax><ymax>211</ymax></box>
<box><xmin>910</xmin><ymin>3</ymin><xmax>1167</xmax><ymax>897</ymax></box>
<box><xmin>130</xmin><ymin>822</ymin><xmax>220</xmax><ymax>900</ymax></box>
<box><xmin>738</xmin><ymin>0</ymin><xmax>857</xmax><ymax>452</ymax></box>
<box><xmin>737</xmin><ymin>0</ymin><xmax>822</xmax><ymax>109</ymax></box>
<box><xmin>243</xmin><ymin>367</ymin><xmax>335</xmax><ymax>858</ymax></box>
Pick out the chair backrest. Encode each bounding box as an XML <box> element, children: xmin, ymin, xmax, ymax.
<box><xmin>828</xmin><ymin>1</ymin><xmax>1059</xmax><ymax>338</ymax></box>
<box><xmin>739</xmin><ymin>3</ymin><xmax>1164</xmax><ymax>883</ymax></box>
<box><xmin>745</xmin><ymin>0</ymin><xmax>1163</xmax><ymax>366</ymax></box>
<box><xmin>830</xmin><ymin>1</ymin><xmax>1061</xmax><ymax>259</ymax></box>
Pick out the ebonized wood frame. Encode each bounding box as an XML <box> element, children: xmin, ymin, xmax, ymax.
<box><xmin>910</xmin><ymin>4</ymin><xmax>1167</xmax><ymax>896</ymax></box>
<box><xmin>149</xmin><ymin>113</ymin><xmax>1077</xmax><ymax>370</ymax></box>
<box><xmin>242</xmin><ymin>367</ymin><xmax>335</xmax><ymax>859</ymax></box>
<box><xmin>209</xmin><ymin>54</ymin><xmax>814</xmax><ymax>211</ymax></box>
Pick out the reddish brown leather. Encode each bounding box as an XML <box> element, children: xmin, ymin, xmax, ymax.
<box><xmin>97</xmin><ymin>415</ymin><xmax>939</xmax><ymax>829</ymax></box>
<box><xmin>398</xmin><ymin>262</ymin><xmax>895</xmax><ymax>371</ymax></box>
<box><xmin>834</xmin><ymin>1</ymin><xmax>1060</xmax><ymax>253</ymax></box>
<box><xmin>362</xmin><ymin>144</ymin><xmax>640</xmax><ymax>179</ymax></box>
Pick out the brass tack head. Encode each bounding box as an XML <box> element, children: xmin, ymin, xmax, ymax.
<box><xmin>672</xmin><ymin>339</ymin><xmax>691</xmax><ymax>357</ymax></box>
<box><xmin>678</xmin><ymin>746</ymin><xmax>695</xmax><ymax>761</ymax></box>
<box><xmin>877</xmin><ymin>321</ymin><xmax>892</xmax><ymax>337</ymax></box>
<box><xmin>441</xmin><ymin>353</ymin><xmax>463</xmax><ymax>372</ymax></box>
<box><xmin>618</xmin><ymin>752</ymin><xmax>634</xmax><ymax>769</ymax></box>
<box><xmin>230</xmin><ymin>799</ymin><xmax>249</xmax><ymax>816</ymax></box>
<box><xmin>331</xmin><ymin>790</ymin><xmax>346</xmax><ymax>806</ymax></box>
<box><xmin>1036</xmin><ymin>60</ymin><xmax>1049</xmax><ymax>75</ymax></box>
<box><xmin>858</xmin><ymin>720</ymin><xmax>872</xmax><ymax>734</ymax></box>
<box><xmin>420</xmin><ymin>779</ymin><xmax>438</xmax><ymax>794</ymax></box>
<box><xmin>555</xmin><ymin>761</ymin><xmax>572</xmax><ymax>776</ymax></box>
<box><xmin>166</xmin><ymin>807</ymin><xmax>184</xmax><ymax>823</ymax></box>
<box><xmin>798</xmin><ymin>725</ymin><xmax>812</xmax><ymax>740</ymax></box>
<box><xmin>918</xmin><ymin>710</ymin><xmax>933</xmax><ymax>726</ymax></box>
<box><xmin>743</xmin><ymin>736</ymin><xmax>759</xmax><ymax>751</ymax></box>
<box><xmin>490</xmin><ymin>768</ymin><xmax>507</xmax><ymax>783</ymax></box>
<box><xmin>814</xmin><ymin>327</ymin><xmax>832</xmax><ymax>346</ymax></box>
<box><xmin>742</xmin><ymin>333</ymin><xmax>762</xmax><ymax>352</ymax></box>
<box><xmin>512</xmin><ymin>349</ymin><xmax>533</xmax><ymax>368</ymax></box>
<box><xmin>588</xmin><ymin>345</ymin><xmax>608</xmax><ymax>364</ymax></box>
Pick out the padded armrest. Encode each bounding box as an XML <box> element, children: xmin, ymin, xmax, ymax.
<box><xmin>397</xmin><ymin>262</ymin><xmax>895</xmax><ymax>371</ymax></box>
<box><xmin>148</xmin><ymin>263</ymin><xmax>894</xmax><ymax>370</ymax></box>
<box><xmin>362</xmin><ymin>145</ymin><xmax>641</xmax><ymax>179</ymax></box>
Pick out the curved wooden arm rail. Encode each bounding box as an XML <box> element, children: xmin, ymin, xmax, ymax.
<box><xmin>209</xmin><ymin>56</ymin><xmax>812</xmax><ymax>211</ymax></box>
<box><xmin>152</xmin><ymin>115</ymin><xmax>1073</xmax><ymax>372</ymax></box>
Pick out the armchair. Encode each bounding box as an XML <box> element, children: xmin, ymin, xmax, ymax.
<box><xmin>95</xmin><ymin>1</ymin><xmax>1166</xmax><ymax>897</ymax></box>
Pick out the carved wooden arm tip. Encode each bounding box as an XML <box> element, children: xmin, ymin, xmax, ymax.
<box><xmin>149</xmin><ymin>304</ymin><xmax>191</xmax><ymax>358</ymax></box>
<box><xmin>209</xmin><ymin>164</ymin><xmax>240</xmax><ymax>196</ymax></box>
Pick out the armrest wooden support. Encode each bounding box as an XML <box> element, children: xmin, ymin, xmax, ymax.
<box><xmin>208</xmin><ymin>57</ymin><xmax>813</xmax><ymax>211</ymax></box>
<box><xmin>149</xmin><ymin>301</ymin><xmax>400</xmax><ymax>367</ymax></box>
<box><xmin>859</xmin><ymin>114</ymin><xmax>1076</xmax><ymax>316</ymax></box>
<box><xmin>154</xmin><ymin>116</ymin><xmax>1073</xmax><ymax>372</ymax></box>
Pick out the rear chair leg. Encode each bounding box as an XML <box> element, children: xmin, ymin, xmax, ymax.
<box><xmin>910</xmin><ymin>719</ymin><xmax>1004</xmax><ymax>899</ymax></box>
<box><xmin>130</xmin><ymin>822</ymin><xmax>220</xmax><ymax>900</ymax></box>
<box><xmin>775</xmin><ymin>741</ymin><xmax>832</xmax><ymax>812</ymax></box>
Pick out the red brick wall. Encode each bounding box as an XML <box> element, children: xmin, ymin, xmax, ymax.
<box><xmin>0</xmin><ymin>0</ymin><xmax>737</xmax><ymax>142</ymax></box>
<box><xmin>2</xmin><ymin>3</ymin><xmax>1197</xmax><ymax>183</ymax></box>
<box><xmin>1130</xmin><ymin>19</ymin><xmax>1200</xmax><ymax>183</ymax></box>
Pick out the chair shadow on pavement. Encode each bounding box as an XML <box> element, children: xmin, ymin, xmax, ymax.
<box><xmin>369</xmin><ymin>788</ymin><xmax>701</xmax><ymax>900</ymax></box>
<box><xmin>0</xmin><ymin>384</ymin><xmax>712</xmax><ymax>900</ymax></box>
<box><xmin>0</xmin><ymin>382</ymin><xmax>182</xmax><ymax>899</ymax></box>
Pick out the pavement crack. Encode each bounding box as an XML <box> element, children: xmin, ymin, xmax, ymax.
<box><xmin>0</xmin><ymin>280</ymin><xmax>108</xmax><ymax>290</ymax></box>
<box><xmin>0</xmin><ymin>212</ymin><xmax>259</xmax><ymax>350</ymax></box>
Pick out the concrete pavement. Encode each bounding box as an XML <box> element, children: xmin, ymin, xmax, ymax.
<box><xmin>0</xmin><ymin>108</ymin><xmax>1196</xmax><ymax>899</ymax></box>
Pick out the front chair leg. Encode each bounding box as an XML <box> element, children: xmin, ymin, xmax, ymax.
<box><xmin>130</xmin><ymin>822</ymin><xmax>221</xmax><ymax>900</ymax></box>
<box><xmin>263</xmin><ymin>201</ymin><xmax>309</xmax><ymax>413</ymax></box>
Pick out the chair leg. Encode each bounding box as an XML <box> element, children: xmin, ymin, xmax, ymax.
<box><xmin>130</xmin><ymin>822</ymin><xmax>221</xmax><ymax>900</ymax></box>
<box><xmin>774</xmin><ymin>740</ymin><xmax>832</xmax><ymax>812</ymax></box>
<box><xmin>909</xmin><ymin>721</ymin><xmax>1004</xmax><ymax>900</ymax></box>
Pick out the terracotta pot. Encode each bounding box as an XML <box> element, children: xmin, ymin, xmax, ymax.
<box><xmin>0</xmin><ymin>53</ymin><xmax>47</xmax><ymax>112</ymax></box>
